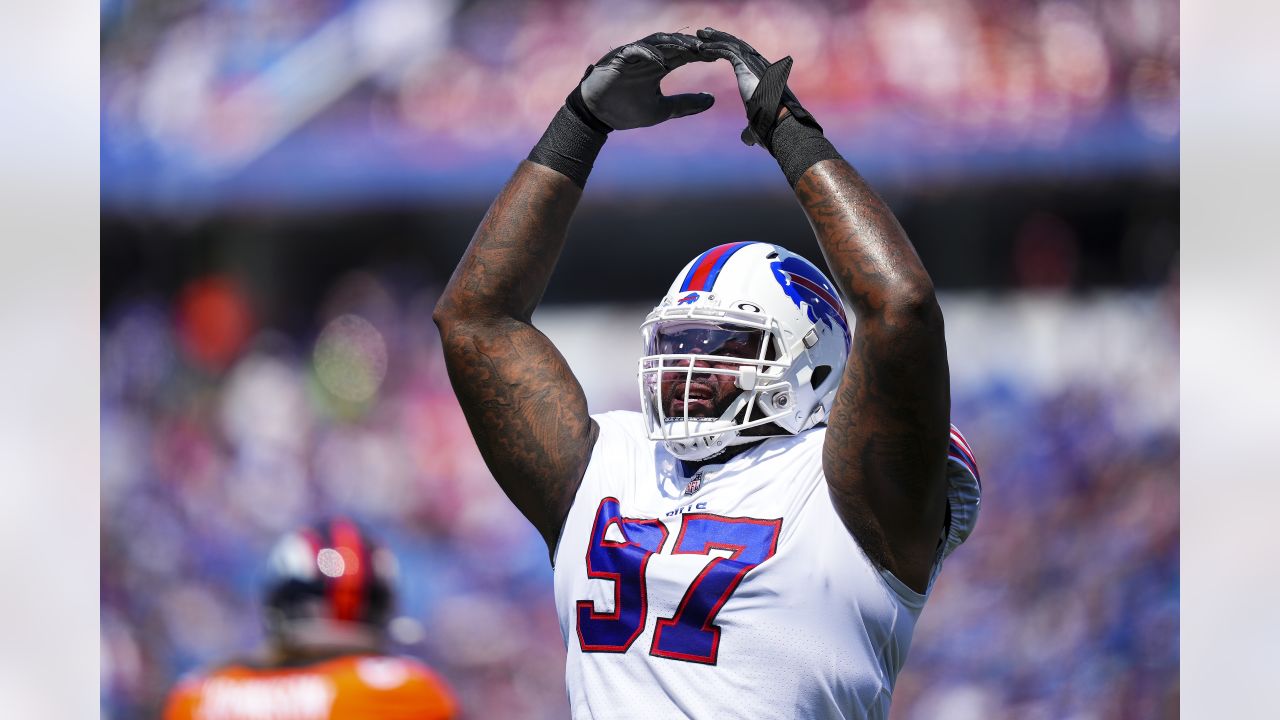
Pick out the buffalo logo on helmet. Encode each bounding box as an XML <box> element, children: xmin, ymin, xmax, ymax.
<box><xmin>771</xmin><ymin>256</ymin><xmax>850</xmax><ymax>350</ymax></box>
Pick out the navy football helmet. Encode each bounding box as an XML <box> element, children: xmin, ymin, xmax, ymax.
<box><xmin>262</xmin><ymin>517</ymin><xmax>398</xmax><ymax>640</ymax></box>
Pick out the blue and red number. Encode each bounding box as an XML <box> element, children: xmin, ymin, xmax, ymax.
<box><xmin>650</xmin><ymin>514</ymin><xmax>781</xmax><ymax>664</ymax></box>
<box><xmin>577</xmin><ymin>499</ymin><xmax>781</xmax><ymax>664</ymax></box>
<box><xmin>576</xmin><ymin>498</ymin><xmax>668</xmax><ymax>652</ymax></box>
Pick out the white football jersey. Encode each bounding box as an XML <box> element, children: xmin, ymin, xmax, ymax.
<box><xmin>553</xmin><ymin>411</ymin><xmax>981</xmax><ymax>720</ymax></box>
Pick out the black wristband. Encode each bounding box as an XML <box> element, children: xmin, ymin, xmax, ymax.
<box><xmin>739</xmin><ymin>56</ymin><xmax>825</xmax><ymax>153</ymax></box>
<box><xmin>527</xmin><ymin>105</ymin><xmax>608</xmax><ymax>189</ymax></box>
<box><xmin>770</xmin><ymin>114</ymin><xmax>843</xmax><ymax>188</ymax></box>
<box><xmin>566</xmin><ymin>65</ymin><xmax>614</xmax><ymax>136</ymax></box>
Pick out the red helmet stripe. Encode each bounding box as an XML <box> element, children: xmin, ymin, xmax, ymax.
<box><xmin>948</xmin><ymin>426</ymin><xmax>980</xmax><ymax>485</ymax></box>
<box><xmin>329</xmin><ymin>518</ymin><xmax>366</xmax><ymax>622</ymax></box>
<box><xmin>680</xmin><ymin>242</ymin><xmax>751</xmax><ymax>292</ymax></box>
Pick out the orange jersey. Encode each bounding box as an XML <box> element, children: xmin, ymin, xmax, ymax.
<box><xmin>163</xmin><ymin>654</ymin><xmax>456</xmax><ymax>720</ymax></box>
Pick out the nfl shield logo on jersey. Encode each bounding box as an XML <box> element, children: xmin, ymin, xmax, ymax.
<box><xmin>683</xmin><ymin>473</ymin><xmax>702</xmax><ymax>496</ymax></box>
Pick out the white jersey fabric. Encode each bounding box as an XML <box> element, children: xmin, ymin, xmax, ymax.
<box><xmin>553</xmin><ymin>411</ymin><xmax>981</xmax><ymax>720</ymax></box>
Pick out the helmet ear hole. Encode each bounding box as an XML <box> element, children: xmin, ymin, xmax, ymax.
<box><xmin>811</xmin><ymin>365</ymin><xmax>832</xmax><ymax>389</ymax></box>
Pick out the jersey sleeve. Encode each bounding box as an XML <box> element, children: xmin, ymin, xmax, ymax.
<box><xmin>927</xmin><ymin>424</ymin><xmax>982</xmax><ymax>591</ymax></box>
<box><xmin>584</xmin><ymin>410</ymin><xmax>643</xmax><ymax>479</ymax></box>
<box><xmin>365</xmin><ymin>671</ymin><xmax>457</xmax><ymax>720</ymax></box>
<box><xmin>580</xmin><ymin>411</ymin><xmax>630</xmax><ymax>496</ymax></box>
<box><xmin>553</xmin><ymin>411</ymin><xmax>639</xmax><ymax>564</ymax></box>
<box><xmin>160</xmin><ymin>675</ymin><xmax>203</xmax><ymax>720</ymax></box>
<box><xmin>400</xmin><ymin>664</ymin><xmax>458</xmax><ymax>720</ymax></box>
<box><xmin>334</xmin><ymin>656</ymin><xmax>458</xmax><ymax>720</ymax></box>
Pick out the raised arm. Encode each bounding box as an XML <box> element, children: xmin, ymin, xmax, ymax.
<box><xmin>701</xmin><ymin>28</ymin><xmax>949</xmax><ymax>592</ymax></box>
<box><xmin>797</xmin><ymin>160</ymin><xmax>950</xmax><ymax>593</ymax></box>
<box><xmin>433</xmin><ymin>33</ymin><xmax>715</xmax><ymax>550</ymax></box>
<box><xmin>433</xmin><ymin>162</ymin><xmax>593</xmax><ymax>550</ymax></box>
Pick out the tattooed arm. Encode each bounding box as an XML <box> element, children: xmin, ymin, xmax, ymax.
<box><xmin>433</xmin><ymin>33</ymin><xmax>714</xmax><ymax>550</ymax></box>
<box><xmin>700</xmin><ymin>27</ymin><xmax>949</xmax><ymax>592</ymax></box>
<box><xmin>433</xmin><ymin>162</ymin><xmax>596</xmax><ymax>549</ymax></box>
<box><xmin>797</xmin><ymin>159</ymin><xmax>950</xmax><ymax>594</ymax></box>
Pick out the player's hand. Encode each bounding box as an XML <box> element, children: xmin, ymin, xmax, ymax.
<box><xmin>568</xmin><ymin>33</ymin><xmax>716</xmax><ymax>132</ymax></box>
<box><xmin>695</xmin><ymin>27</ymin><xmax>822</xmax><ymax>150</ymax></box>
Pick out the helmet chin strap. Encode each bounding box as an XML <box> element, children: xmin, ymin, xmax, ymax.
<box><xmin>666</xmin><ymin>436</ymin><xmax>729</xmax><ymax>462</ymax></box>
<box><xmin>668</xmin><ymin>433</ymin><xmax>767</xmax><ymax>468</ymax></box>
<box><xmin>662</xmin><ymin>392</ymin><xmax>748</xmax><ymax>461</ymax></box>
<box><xmin>662</xmin><ymin>384</ymin><xmax>799</xmax><ymax>461</ymax></box>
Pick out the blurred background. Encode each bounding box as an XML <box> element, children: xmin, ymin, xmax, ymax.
<box><xmin>101</xmin><ymin>0</ymin><xmax>1179</xmax><ymax>718</ymax></box>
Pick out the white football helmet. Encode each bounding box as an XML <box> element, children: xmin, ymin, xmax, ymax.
<box><xmin>639</xmin><ymin>242</ymin><xmax>852</xmax><ymax>461</ymax></box>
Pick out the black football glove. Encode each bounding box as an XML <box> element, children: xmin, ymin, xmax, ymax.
<box><xmin>567</xmin><ymin>33</ymin><xmax>716</xmax><ymax>132</ymax></box>
<box><xmin>696</xmin><ymin>27</ymin><xmax>823</xmax><ymax>151</ymax></box>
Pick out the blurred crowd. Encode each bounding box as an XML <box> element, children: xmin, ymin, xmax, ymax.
<box><xmin>898</xmin><ymin>372</ymin><xmax>1179</xmax><ymax>719</ymax></box>
<box><xmin>102</xmin><ymin>270</ymin><xmax>574</xmax><ymax>718</ymax></box>
<box><xmin>101</xmin><ymin>0</ymin><xmax>1179</xmax><ymax>176</ymax></box>
<box><xmin>101</xmin><ymin>265</ymin><xmax>1178</xmax><ymax>719</ymax></box>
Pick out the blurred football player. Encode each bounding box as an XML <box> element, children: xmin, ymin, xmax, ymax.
<box><xmin>163</xmin><ymin>517</ymin><xmax>457</xmax><ymax>720</ymax></box>
<box><xmin>433</xmin><ymin>28</ymin><xmax>981</xmax><ymax>719</ymax></box>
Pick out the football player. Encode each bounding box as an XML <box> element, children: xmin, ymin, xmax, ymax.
<box><xmin>433</xmin><ymin>28</ymin><xmax>981</xmax><ymax>719</ymax></box>
<box><xmin>163</xmin><ymin>518</ymin><xmax>457</xmax><ymax>720</ymax></box>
